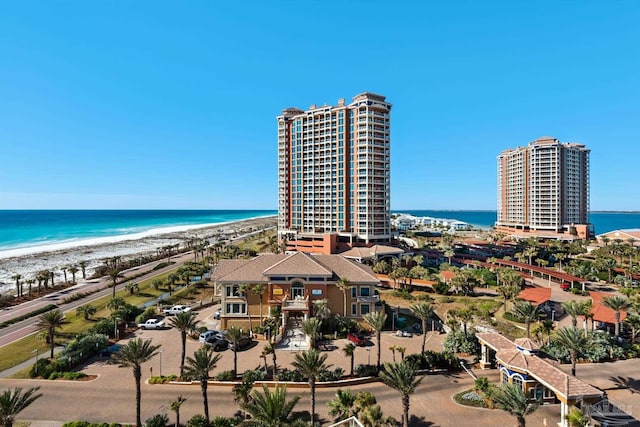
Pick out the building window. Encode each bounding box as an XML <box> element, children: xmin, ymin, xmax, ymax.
<box><xmin>351</xmin><ymin>303</ymin><xmax>357</xmax><ymax>316</ymax></box>
<box><xmin>226</xmin><ymin>285</ymin><xmax>240</xmax><ymax>297</ymax></box>
<box><xmin>361</xmin><ymin>304</ymin><xmax>371</xmax><ymax>315</ymax></box>
<box><xmin>351</xmin><ymin>287</ymin><xmax>357</xmax><ymax>298</ymax></box>
<box><xmin>511</xmin><ymin>374</ymin><xmax>524</xmax><ymax>390</ymax></box>
<box><xmin>360</xmin><ymin>287</ymin><xmax>370</xmax><ymax>297</ymax></box>
<box><xmin>225</xmin><ymin>303</ymin><xmax>246</xmax><ymax>315</ymax></box>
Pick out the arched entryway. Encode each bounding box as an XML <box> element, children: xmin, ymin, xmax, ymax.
<box><xmin>291</xmin><ymin>281</ymin><xmax>305</xmax><ymax>299</ymax></box>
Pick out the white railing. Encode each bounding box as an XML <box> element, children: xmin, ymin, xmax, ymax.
<box><xmin>329</xmin><ymin>417</ymin><xmax>365</xmax><ymax>427</ymax></box>
<box><xmin>356</xmin><ymin>295</ymin><xmax>380</xmax><ymax>303</ymax></box>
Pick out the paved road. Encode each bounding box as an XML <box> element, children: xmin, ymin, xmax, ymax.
<box><xmin>0</xmin><ymin>305</ymin><xmax>564</xmax><ymax>427</ymax></box>
<box><xmin>0</xmin><ymin>225</ymin><xmax>272</xmax><ymax>350</ymax></box>
<box><xmin>0</xmin><ymin>252</ymin><xmax>196</xmax><ymax>349</ymax></box>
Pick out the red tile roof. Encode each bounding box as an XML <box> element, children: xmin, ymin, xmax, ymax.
<box><xmin>517</xmin><ymin>287</ymin><xmax>551</xmax><ymax>306</ymax></box>
<box><xmin>589</xmin><ymin>291</ymin><xmax>628</xmax><ymax>324</ymax></box>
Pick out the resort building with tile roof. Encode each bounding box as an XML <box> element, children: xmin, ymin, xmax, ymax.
<box><xmin>477</xmin><ymin>332</ymin><xmax>604</xmax><ymax>427</ymax></box>
<box><xmin>211</xmin><ymin>252</ymin><xmax>382</xmax><ymax>330</ymax></box>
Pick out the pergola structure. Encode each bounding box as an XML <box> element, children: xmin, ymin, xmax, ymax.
<box><xmin>477</xmin><ymin>332</ymin><xmax>604</xmax><ymax>427</ymax></box>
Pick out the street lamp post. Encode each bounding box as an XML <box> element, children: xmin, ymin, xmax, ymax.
<box><xmin>114</xmin><ymin>318</ymin><xmax>121</xmax><ymax>340</ymax></box>
<box><xmin>32</xmin><ymin>349</ymin><xmax>39</xmax><ymax>375</ymax></box>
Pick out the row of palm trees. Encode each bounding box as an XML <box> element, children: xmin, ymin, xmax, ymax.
<box><xmin>8</xmin><ymin>261</ymin><xmax>88</xmax><ymax>300</ymax></box>
<box><xmin>113</xmin><ymin>333</ymin><xmax>425</xmax><ymax>427</ymax></box>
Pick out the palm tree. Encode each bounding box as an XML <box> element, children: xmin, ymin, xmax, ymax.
<box><xmin>565</xmin><ymin>407</ymin><xmax>588</xmax><ymax>427</ymax></box>
<box><xmin>0</xmin><ymin>387</ymin><xmax>42</xmax><ymax>427</ymax></box>
<box><xmin>68</xmin><ymin>266</ymin><xmax>80</xmax><ymax>284</ymax></box>
<box><xmin>489</xmin><ymin>382</ymin><xmax>539</xmax><ymax>427</ymax></box>
<box><xmin>182</xmin><ymin>347</ymin><xmax>222</xmax><ymax>422</ymax></box>
<box><xmin>75</xmin><ymin>304</ymin><xmax>97</xmax><ymax>320</ymax></box>
<box><xmin>233</xmin><ymin>378</ymin><xmax>255</xmax><ymax>420</ymax></box>
<box><xmin>301</xmin><ymin>318</ymin><xmax>322</xmax><ymax>349</ymax></box>
<box><xmin>108</xmin><ymin>268</ymin><xmax>124</xmax><ymax>298</ymax></box>
<box><xmin>169</xmin><ymin>311</ymin><xmax>199</xmax><ymax>379</ymax></box>
<box><xmin>364</xmin><ymin>311</ymin><xmax>387</xmax><ymax>370</ymax></box>
<box><xmin>603</xmin><ymin>295</ymin><xmax>631</xmax><ymax>338</ymax></box>
<box><xmin>170</xmin><ymin>395</ymin><xmax>186</xmax><ymax>427</ymax></box>
<box><xmin>11</xmin><ymin>274</ymin><xmax>22</xmax><ymax>299</ymax></box>
<box><xmin>125</xmin><ymin>282</ymin><xmax>139</xmax><ymax>295</ymax></box>
<box><xmin>562</xmin><ymin>300</ymin><xmax>592</xmax><ymax>331</ymax></box>
<box><xmin>263</xmin><ymin>342</ymin><xmax>277</xmax><ymax>376</ymax></box>
<box><xmin>240</xmin><ymin>384</ymin><xmax>301</xmax><ymax>427</ymax></box>
<box><xmin>78</xmin><ymin>260</ymin><xmax>88</xmax><ymax>279</ymax></box>
<box><xmin>410</xmin><ymin>302</ymin><xmax>434</xmax><ymax>354</ymax></box>
<box><xmin>36</xmin><ymin>309</ymin><xmax>65</xmax><ymax>358</ymax></box>
<box><xmin>343</xmin><ymin>343</ymin><xmax>356</xmax><ymax>377</ymax></box>
<box><xmin>113</xmin><ymin>338</ymin><xmax>161</xmax><ymax>427</ymax></box>
<box><xmin>624</xmin><ymin>313</ymin><xmax>640</xmax><ymax>342</ymax></box>
<box><xmin>552</xmin><ymin>327</ymin><xmax>591</xmax><ymax>376</ymax></box>
<box><xmin>444</xmin><ymin>249</ymin><xmax>455</xmax><ymax>264</ymax></box>
<box><xmin>226</xmin><ymin>326</ymin><xmax>245</xmax><ymax>376</ymax></box>
<box><xmin>523</xmin><ymin>247</ymin><xmax>537</xmax><ymax>265</ymax></box>
<box><xmin>496</xmin><ymin>284</ymin><xmax>520</xmax><ymax>315</ymax></box>
<box><xmin>292</xmin><ymin>349</ymin><xmax>331</xmax><ymax>426</ymax></box>
<box><xmin>252</xmin><ymin>284</ymin><xmax>266</xmax><ymax>326</ymax></box>
<box><xmin>359</xmin><ymin>404</ymin><xmax>396</xmax><ymax>427</ymax></box>
<box><xmin>379</xmin><ymin>361</ymin><xmax>423</xmax><ymax>427</ymax></box>
<box><xmin>513</xmin><ymin>300</ymin><xmax>541</xmax><ymax>338</ymax></box>
<box><xmin>336</xmin><ymin>277</ymin><xmax>351</xmax><ymax>318</ymax></box>
<box><xmin>238</xmin><ymin>284</ymin><xmax>254</xmax><ymax>333</ymax></box>
<box><xmin>328</xmin><ymin>388</ymin><xmax>357</xmax><ymax>421</ymax></box>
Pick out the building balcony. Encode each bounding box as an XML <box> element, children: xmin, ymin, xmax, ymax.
<box><xmin>356</xmin><ymin>295</ymin><xmax>380</xmax><ymax>303</ymax></box>
<box><xmin>282</xmin><ymin>296</ymin><xmax>310</xmax><ymax>311</ymax></box>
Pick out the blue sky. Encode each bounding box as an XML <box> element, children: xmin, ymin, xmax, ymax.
<box><xmin>1</xmin><ymin>1</ymin><xmax>638</xmax><ymax>211</ymax></box>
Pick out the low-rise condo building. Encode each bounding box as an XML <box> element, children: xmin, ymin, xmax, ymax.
<box><xmin>212</xmin><ymin>252</ymin><xmax>381</xmax><ymax>331</ymax></box>
<box><xmin>496</xmin><ymin>136</ymin><xmax>592</xmax><ymax>240</ymax></box>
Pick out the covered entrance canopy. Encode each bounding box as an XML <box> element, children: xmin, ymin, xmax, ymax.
<box><xmin>477</xmin><ymin>332</ymin><xmax>604</xmax><ymax>427</ymax></box>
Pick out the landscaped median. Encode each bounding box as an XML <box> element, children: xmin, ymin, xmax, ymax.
<box><xmin>0</xmin><ymin>263</ymin><xmax>216</xmax><ymax>376</ymax></box>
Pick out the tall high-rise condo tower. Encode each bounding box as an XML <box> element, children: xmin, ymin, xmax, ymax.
<box><xmin>496</xmin><ymin>136</ymin><xmax>592</xmax><ymax>239</ymax></box>
<box><xmin>277</xmin><ymin>92</ymin><xmax>392</xmax><ymax>254</ymax></box>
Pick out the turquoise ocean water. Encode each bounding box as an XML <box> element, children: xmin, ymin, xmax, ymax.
<box><xmin>0</xmin><ymin>209</ymin><xmax>638</xmax><ymax>253</ymax></box>
<box><xmin>396</xmin><ymin>210</ymin><xmax>640</xmax><ymax>235</ymax></box>
<box><xmin>0</xmin><ymin>210</ymin><xmax>277</xmax><ymax>252</ymax></box>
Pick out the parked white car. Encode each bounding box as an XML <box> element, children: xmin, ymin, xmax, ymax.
<box><xmin>162</xmin><ymin>305</ymin><xmax>192</xmax><ymax>316</ymax></box>
<box><xmin>138</xmin><ymin>319</ymin><xmax>166</xmax><ymax>330</ymax></box>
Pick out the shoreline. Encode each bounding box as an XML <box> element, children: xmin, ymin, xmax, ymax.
<box><xmin>0</xmin><ymin>215</ymin><xmax>277</xmax><ymax>294</ymax></box>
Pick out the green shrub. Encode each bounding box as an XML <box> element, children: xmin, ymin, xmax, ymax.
<box><xmin>149</xmin><ymin>375</ymin><xmax>177</xmax><ymax>384</ymax></box>
<box><xmin>354</xmin><ymin>364</ymin><xmax>378</xmax><ymax>377</ymax></box>
<box><xmin>443</xmin><ymin>331</ymin><xmax>480</xmax><ymax>355</ymax></box>
<box><xmin>153</xmin><ymin>262</ymin><xmax>174</xmax><ymax>271</ymax></box>
<box><xmin>187</xmin><ymin>414</ymin><xmax>209</xmax><ymax>427</ymax></box>
<box><xmin>503</xmin><ymin>312</ymin><xmax>524</xmax><ymax>323</ymax></box>
<box><xmin>242</xmin><ymin>369</ymin><xmax>266</xmax><ymax>383</ymax></box>
<box><xmin>434</xmin><ymin>282</ymin><xmax>450</xmax><ymax>295</ymax></box>
<box><xmin>89</xmin><ymin>318</ymin><xmax>117</xmax><ymax>337</ymax></box>
<box><xmin>144</xmin><ymin>413</ymin><xmax>169</xmax><ymax>427</ymax></box>
<box><xmin>210</xmin><ymin>417</ymin><xmax>239</xmax><ymax>427</ymax></box>
<box><xmin>392</xmin><ymin>289</ymin><xmax>414</xmax><ymax>300</ymax></box>
<box><xmin>62</xmin><ymin>372</ymin><xmax>87</xmax><ymax>380</ymax></box>
<box><xmin>474</xmin><ymin>376</ymin><xmax>490</xmax><ymax>393</ymax></box>
<box><xmin>274</xmin><ymin>368</ymin><xmax>305</xmax><ymax>382</ymax></box>
<box><xmin>318</xmin><ymin>367</ymin><xmax>344</xmax><ymax>382</ymax></box>
<box><xmin>215</xmin><ymin>370</ymin><xmax>236</xmax><ymax>381</ymax></box>
<box><xmin>0</xmin><ymin>304</ymin><xmax>58</xmax><ymax>329</ymax></box>
<box><xmin>135</xmin><ymin>307</ymin><xmax>157</xmax><ymax>324</ymax></box>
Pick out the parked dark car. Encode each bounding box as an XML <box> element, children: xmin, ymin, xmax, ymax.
<box><xmin>347</xmin><ymin>332</ymin><xmax>367</xmax><ymax>346</ymax></box>
<box><xmin>228</xmin><ymin>336</ymin><xmax>252</xmax><ymax>351</ymax></box>
<box><xmin>205</xmin><ymin>336</ymin><xmax>229</xmax><ymax>351</ymax></box>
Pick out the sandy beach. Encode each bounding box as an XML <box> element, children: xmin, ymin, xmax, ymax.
<box><xmin>0</xmin><ymin>215</ymin><xmax>276</xmax><ymax>295</ymax></box>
